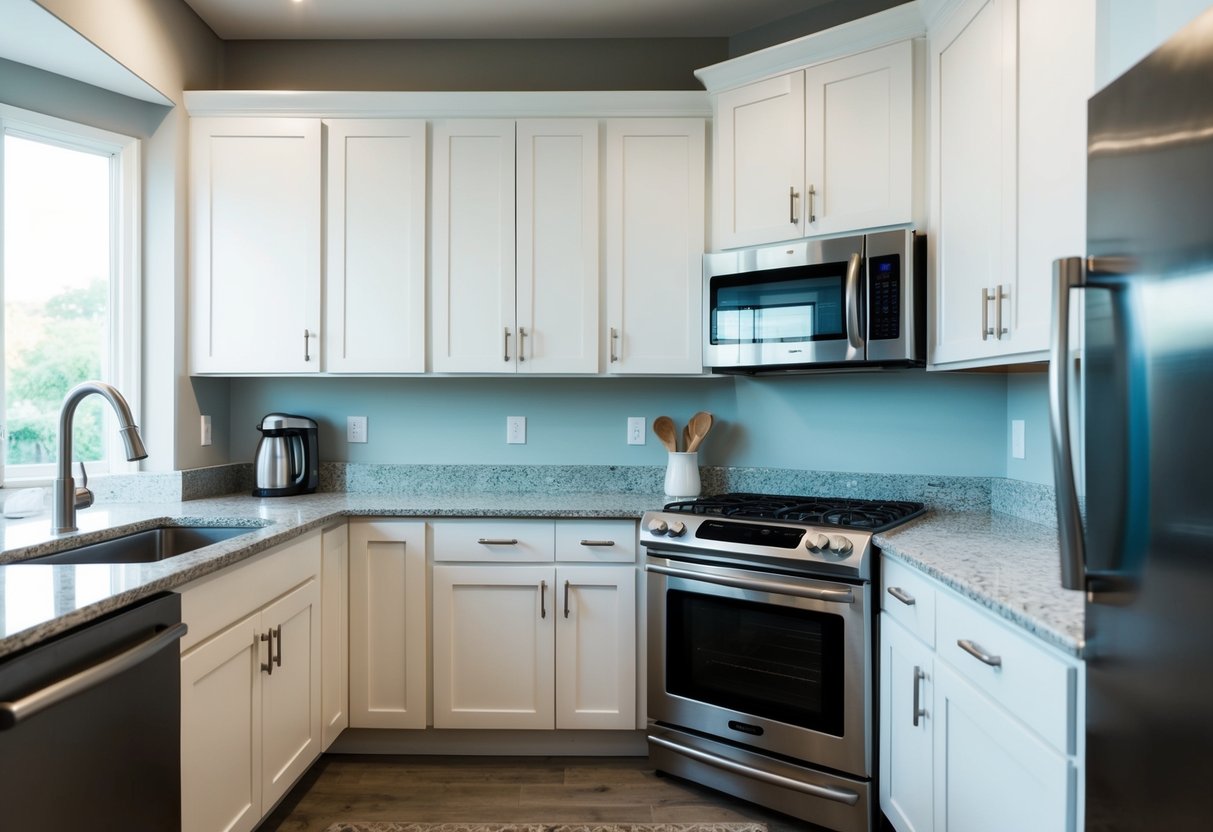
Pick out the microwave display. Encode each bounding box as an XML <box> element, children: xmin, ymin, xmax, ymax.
<box><xmin>710</xmin><ymin>263</ymin><xmax>846</xmax><ymax>345</ymax></box>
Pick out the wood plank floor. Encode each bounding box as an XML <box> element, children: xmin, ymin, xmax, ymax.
<box><xmin>257</xmin><ymin>755</ymin><xmax>816</xmax><ymax>832</ymax></box>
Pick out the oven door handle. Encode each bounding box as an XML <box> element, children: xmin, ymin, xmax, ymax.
<box><xmin>645</xmin><ymin>562</ymin><xmax>854</xmax><ymax>604</ymax></box>
<box><xmin>648</xmin><ymin>734</ymin><xmax>861</xmax><ymax>806</ymax></box>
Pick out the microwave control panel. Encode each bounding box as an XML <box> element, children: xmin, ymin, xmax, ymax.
<box><xmin>868</xmin><ymin>253</ymin><xmax>901</xmax><ymax>341</ymax></box>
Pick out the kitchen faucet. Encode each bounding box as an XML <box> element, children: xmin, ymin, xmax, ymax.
<box><xmin>52</xmin><ymin>381</ymin><xmax>148</xmax><ymax>533</ymax></box>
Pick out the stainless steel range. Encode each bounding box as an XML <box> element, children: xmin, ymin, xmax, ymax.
<box><xmin>642</xmin><ymin>493</ymin><xmax>925</xmax><ymax>832</ymax></box>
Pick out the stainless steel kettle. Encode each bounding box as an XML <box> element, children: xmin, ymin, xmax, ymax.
<box><xmin>253</xmin><ymin>413</ymin><xmax>319</xmax><ymax>497</ymax></box>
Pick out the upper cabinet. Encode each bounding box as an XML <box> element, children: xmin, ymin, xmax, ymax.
<box><xmin>710</xmin><ymin>39</ymin><xmax>920</xmax><ymax>250</ymax></box>
<box><xmin>927</xmin><ymin>0</ymin><xmax>1095</xmax><ymax>369</ymax></box>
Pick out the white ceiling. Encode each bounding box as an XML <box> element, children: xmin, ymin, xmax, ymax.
<box><xmin>182</xmin><ymin>0</ymin><xmax>835</xmax><ymax>40</ymax></box>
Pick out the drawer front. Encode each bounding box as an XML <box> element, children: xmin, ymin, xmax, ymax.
<box><xmin>432</xmin><ymin>519</ymin><xmax>555</xmax><ymax>562</ymax></box>
<box><xmin>935</xmin><ymin>590</ymin><xmax>1077</xmax><ymax>754</ymax></box>
<box><xmin>555</xmin><ymin>519</ymin><xmax>637</xmax><ymax>563</ymax></box>
<box><xmin>881</xmin><ymin>556</ymin><xmax>937</xmax><ymax>647</ymax></box>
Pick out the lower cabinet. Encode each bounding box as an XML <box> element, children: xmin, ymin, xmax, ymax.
<box><xmin>879</xmin><ymin>555</ymin><xmax>1083</xmax><ymax>832</ymax></box>
<box><xmin>179</xmin><ymin>532</ymin><xmax>322</xmax><ymax>832</ymax></box>
<box><xmin>320</xmin><ymin>523</ymin><xmax>349</xmax><ymax>748</ymax></box>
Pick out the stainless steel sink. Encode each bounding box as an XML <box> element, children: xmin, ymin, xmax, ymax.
<box><xmin>26</xmin><ymin>525</ymin><xmax>260</xmax><ymax>565</ymax></box>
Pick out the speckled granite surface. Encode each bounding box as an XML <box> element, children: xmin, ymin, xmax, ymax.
<box><xmin>874</xmin><ymin>511</ymin><xmax>1083</xmax><ymax>656</ymax></box>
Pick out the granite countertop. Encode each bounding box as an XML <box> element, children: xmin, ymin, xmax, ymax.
<box><xmin>875</xmin><ymin>510</ymin><xmax>1085</xmax><ymax>657</ymax></box>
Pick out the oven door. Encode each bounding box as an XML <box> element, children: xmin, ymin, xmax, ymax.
<box><xmin>646</xmin><ymin>554</ymin><xmax>871</xmax><ymax>778</ymax></box>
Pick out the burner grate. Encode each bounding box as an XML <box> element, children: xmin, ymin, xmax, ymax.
<box><xmin>663</xmin><ymin>492</ymin><xmax>926</xmax><ymax>532</ymax></box>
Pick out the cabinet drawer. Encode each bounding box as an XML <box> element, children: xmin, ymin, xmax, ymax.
<box><xmin>555</xmin><ymin>520</ymin><xmax>636</xmax><ymax>562</ymax></box>
<box><xmin>881</xmin><ymin>556</ymin><xmax>937</xmax><ymax>647</ymax></box>
<box><xmin>936</xmin><ymin>590</ymin><xmax>1078</xmax><ymax>754</ymax></box>
<box><xmin>432</xmin><ymin>519</ymin><xmax>555</xmax><ymax>562</ymax></box>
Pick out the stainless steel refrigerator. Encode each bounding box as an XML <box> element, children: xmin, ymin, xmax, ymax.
<box><xmin>1050</xmin><ymin>7</ymin><xmax>1213</xmax><ymax>829</ymax></box>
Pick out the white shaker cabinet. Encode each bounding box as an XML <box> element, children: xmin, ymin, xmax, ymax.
<box><xmin>431</xmin><ymin>119</ymin><xmax>599</xmax><ymax>373</ymax></box>
<box><xmin>189</xmin><ymin>117</ymin><xmax>321</xmax><ymax>373</ymax></box>
<box><xmin>324</xmin><ymin>119</ymin><xmax>427</xmax><ymax>373</ymax></box>
<box><xmin>348</xmin><ymin>520</ymin><xmax>428</xmax><ymax>729</ymax></box>
<box><xmin>880</xmin><ymin>615</ymin><xmax>935</xmax><ymax>832</ymax></box>
<box><xmin>604</xmin><ymin>119</ymin><xmax>706</xmax><ymax>375</ymax></box>
<box><xmin>320</xmin><ymin>523</ymin><xmax>349</xmax><ymax>749</ymax></box>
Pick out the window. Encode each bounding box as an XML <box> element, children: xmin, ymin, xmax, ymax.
<box><xmin>0</xmin><ymin>105</ymin><xmax>140</xmax><ymax>485</ymax></box>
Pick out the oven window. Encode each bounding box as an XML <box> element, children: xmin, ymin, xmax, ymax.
<box><xmin>709</xmin><ymin>262</ymin><xmax>847</xmax><ymax>345</ymax></box>
<box><xmin>665</xmin><ymin>589</ymin><xmax>845</xmax><ymax>736</ymax></box>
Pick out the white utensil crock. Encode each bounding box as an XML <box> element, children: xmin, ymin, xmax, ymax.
<box><xmin>664</xmin><ymin>451</ymin><xmax>701</xmax><ymax>499</ymax></box>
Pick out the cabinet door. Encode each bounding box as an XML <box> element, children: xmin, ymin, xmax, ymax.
<box><xmin>260</xmin><ymin>578</ymin><xmax>322</xmax><ymax>811</ymax></box>
<box><xmin>604</xmin><ymin>119</ymin><xmax>706</xmax><ymax>375</ymax></box>
<box><xmin>805</xmin><ymin>40</ymin><xmax>915</xmax><ymax>237</ymax></box>
<box><xmin>432</xmin><ymin>119</ymin><xmax>516</xmax><ymax>372</ymax></box>
<box><xmin>181</xmin><ymin>614</ymin><xmax>262</xmax><ymax>832</ymax></box>
<box><xmin>189</xmin><ymin>117</ymin><xmax>321</xmax><ymax>373</ymax></box>
<box><xmin>516</xmin><ymin>119</ymin><xmax>599</xmax><ymax>373</ymax></box>
<box><xmin>928</xmin><ymin>0</ymin><xmax>1019</xmax><ymax>367</ymax></box>
<box><xmin>324</xmin><ymin>119</ymin><xmax>427</xmax><ymax>373</ymax></box>
<box><xmin>348</xmin><ymin>520</ymin><xmax>428</xmax><ymax>729</ymax></box>
<box><xmin>432</xmin><ymin>564</ymin><xmax>555</xmax><ymax>728</ymax></box>
<box><xmin>555</xmin><ymin>565</ymin><xmax>636</xmax><ymax>729</ymax></box>
<box><xmin>879</xmin><ymin>615</ymin><xmax>934</xmax><ymax>832</ymax></box>
<box><xmin>320</xmin><ymin>523</ymin><xmax>349</xmax><ymax>749</ymax></box>
<box><xmin>933</xmin><ymin>660</ymin><xmax>1076</xmax><ymax>832</ymax></box>
<box><xmin>714</xmin><ymin>73</ymin><xmax>806</xmax><ymax>249</ymax></box>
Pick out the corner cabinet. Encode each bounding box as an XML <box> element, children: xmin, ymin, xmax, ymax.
<box><xmin>430</xmin><ymin>518</ymin><xmax>637</xmax><ymax>729</ymax></box>
<box><xmin>179</xmin><ymin>532</ymin><xmax>323</xmax><ymax>832</ymax></box>
<box><xmin>928</xmin><ymin>0</ymin><xmax>1094</xmax><ymax>368</ymax></box>
<box><xmin>879</xmin><ymin>556</ymin><xmax>1084</xmax><ymax>832</ymax></box>
<box><xmin>711</xmin><ymin>39</ymin><xmax>919</xmax><ymax>250</ymax></box>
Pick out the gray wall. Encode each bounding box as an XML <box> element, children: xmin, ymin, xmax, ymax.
<box><xmin>729</xmin><ymin>0</ymin><xmax>912</xmax><ymax>57</ymax></box>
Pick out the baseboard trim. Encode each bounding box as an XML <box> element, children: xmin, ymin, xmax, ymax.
<box><xmin>328</xmin><ymin>728</ymin><xmax>648</xmax><ymax>756</ymax></box>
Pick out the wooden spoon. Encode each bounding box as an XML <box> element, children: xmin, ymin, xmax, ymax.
<box><xmin>686</xmin><ymin>411</ymin><xmax>714</xmax><ymax>453</ymax></box>
<box><xmin>682</xmin><ymin>424</ymin><xmax>691</xmax><ymax>454</ymax></box>
<box><xmin>653</xmin><ymin>416</ymin><xmax>678</xmax><ymax>453</ymax></box>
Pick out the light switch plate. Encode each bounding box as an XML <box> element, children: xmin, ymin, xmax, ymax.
<box><xmin>200</xmin><ymin>414</ymin><xmax>212</xmax><ymax>446</ymax></box>
<box><xmin>507</xmin><ymin>416</ymin><xmax>526</xmax><ymax>444</ymax></box>
<box><xmin>627</xmin><ymin>417</ymin><xmax>646</xmax><ymax>445</ymax></box>
<box><xmin>348</xmin><ymin>415</ymin><xmax>368</xmax><ymax>443</ymax></box>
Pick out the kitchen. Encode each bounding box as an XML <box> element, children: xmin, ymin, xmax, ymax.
<box><xmin>0</xmin><ymin>0</ymin><xmax>1209</xmax><ymax>831</ymax></box>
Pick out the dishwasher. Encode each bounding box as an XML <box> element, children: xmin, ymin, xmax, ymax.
<box><xmin>0</xmin><ymin>591</ymin><xmax>186</xmax><ymax>830</ymax></box>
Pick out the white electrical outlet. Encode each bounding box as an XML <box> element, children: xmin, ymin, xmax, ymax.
<box><xmin>200</xmin><ymin>414</ymin><xmax>212</xmax><ymax>446</ymax></box>
<box><xmin>507</xmin><ymin>416</ymin><xmax>526</xmax><ymax>444</ymax></box>
<box><xmin>348</xmin><ymin>415</ymin><xmax>368</xmax><ymax>443</ymax></box>
<box><xmin>627</xmin><ymin>416</ymin><xmax>646</xmax><ymax>445</ymax></box>
<box><xmin>1011</xmin><ymin>419</ymin><xmax>1026</xmax><ymax>459</ymax></box>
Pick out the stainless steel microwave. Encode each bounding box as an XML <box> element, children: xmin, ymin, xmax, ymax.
<box><xmin>704</xmin><ymin>229</ymin><xmax>925</xmax><ymax>373</ymax></box>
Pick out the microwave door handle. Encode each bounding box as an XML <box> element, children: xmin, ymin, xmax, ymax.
<box><xmin>844</xmin><ymin>251</ymin><xmax>865</xmax><ymax>352</ymax></box>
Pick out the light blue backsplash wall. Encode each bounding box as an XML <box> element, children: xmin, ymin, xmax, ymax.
<box><xmin>1006</xmin><ymin>372</ymin><xmax>1054</xmax><ymax>485</ymax></box>
<box><xmin>228</xmin><ymin>370</ymin><xmax>1012</xmax><ymax>477</ymax></box>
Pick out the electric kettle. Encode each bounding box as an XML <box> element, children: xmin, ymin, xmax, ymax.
<box><xmin>253</xmin><ymin>413</ymin><xmax>319</xmax><ymax>497</ymax></box>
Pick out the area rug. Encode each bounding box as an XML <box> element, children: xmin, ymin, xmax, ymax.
<box><xmin>324</xmin><ymin>824</ymin><xmax>767</xmax><ymax>832</ymax></box>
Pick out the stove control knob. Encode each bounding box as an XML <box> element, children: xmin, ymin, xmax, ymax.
<box><xmin>667</xmin><ymin>520</ymin><xmax>687</xmax><ymax>537</ymax></box>
<box><xmin>827</xmin><ymin>535</ymin><xmax>854</xmax><ymax>556</ymax></box>
<box><xmin>806</xmin><ymin>533</ymin><xmax>829</xmax><ymax>553</ymax></box>
<box><xmin>647</xmin><ymin>518</ymin><xmax>669</xmax><ymax>536</ymax></box>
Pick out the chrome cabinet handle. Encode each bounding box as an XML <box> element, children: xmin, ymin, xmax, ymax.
<box><xmin>646</xmin><ymin>562</ymin><xmax>854</xmax><ymax>604</ymax></box>
<box><xmin>995</xmin><ymin>283</ymin><xmax>1008</xmax><ymax>339</ymax></box>
<box><xmin>887</xmin><ymin>586</ymin><xmax>916</xmax><ymax>606</ymax></box>
<box><xmin>0</xmin><ymin>623</ymin><xmax>187</xmax><ymax>730</ymax></box>
<box><xmin>789</xmin><ymin>186</ymin><xmax>799</xmax><ymax>225</ymax></box>
<box><xmin>272</xmin><ymin>625</ymin><xmax>282</xmax><ymax>669</ymax></box>
<box><xmin>609</xmin><ymin>327</ymin><xmax>619</xmax><ymax>363</ymax></box>
<box><xmin>957</xmin><ymin>638</ymin><xmax>1002</xmax><ymax>667</ymax></box>
<box><xmin>579</xmin><ymin>539</ymin><xmax>615</xmax><ymax>547</ymax></box>
<box><xmin>260</xmin><ymin>630</ymin><xmax>274</xmax><ymax>675</ymax></box>
<box><xmin>844</xmin><ymin>251</ymin><xmax>865</xmax><ymax>351</ymax></box>
<box><xmin>518</xmin><ymin>327</ymin><xmax>527</xmax><ymax>362</ymax></box>
<box><xmin>807</xmin><ymin>183</ymin><xmax>817</xmax><ymax>224</ymax></box>
<box><xmin>539</xmin><ymin>580</ymin><xmax>547</xmax><ymax>619</ymax></box>
<box><xmin>912</xmin><ymin>665</ymin><xmax>926</xmax><ymax>726</ymax></box>
<box><xmin>981</xmin><ymin>288</ymin><xmax>993</xmax><ymax>340</ymax></box>
<box><xmin>477</xmin><ymin>538</ymin><xmax>519</xmax><ymax>546</ymax></box>
<box><xmin>303</xmin><ymin>329</ymin><xmax>312</xmax><ymax>362</ymax></box>
<box><xmin>563</xmin><ymin>580</ymin><xmax>571</xmax><ymax>619</ymax></box>
<box><xmin>1051</xmin><ymin>256</ymin><xmax>1087</xmax><ymax>591</ymax></box>
<box><xmin>503</xmin><ymin>327</ymin><xmax>511</xmax><ymax>362</ymax></box>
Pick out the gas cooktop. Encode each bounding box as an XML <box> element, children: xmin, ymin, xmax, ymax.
<box><xmin>662</xmin><ymin>492</ymin><xmax>926</xmax><ymax>533</ymax></box>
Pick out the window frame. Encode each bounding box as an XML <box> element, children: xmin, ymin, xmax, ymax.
<box><xmin>0</xmin><ymin>103</ymin><xmax>141</xmax><ymax>486</ymax></box>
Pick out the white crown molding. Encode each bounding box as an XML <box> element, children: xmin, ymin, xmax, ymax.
<box><xmin>694</xmin><ymin>1</ymin><xmax>927</xmax><ymax>94</ymax></box>
<box><xmin>182</xmin><ymin>90</ymin><xmax>712</xmax><ymax>119</ymax></box>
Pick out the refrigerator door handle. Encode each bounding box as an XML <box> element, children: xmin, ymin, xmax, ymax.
<box><xmin>1050</xmin><ymin>256</ymin><xmax>1088</xmax><ymax>591</ymax></box>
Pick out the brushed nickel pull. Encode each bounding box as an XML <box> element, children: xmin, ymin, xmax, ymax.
<box><xmin>579</xmin><ymin>539</ymin><xmax>616</xmax><ymax>547</ymax></box>
<box><xmin>912</xmin><ymin>665</ymin><xmax>926</xmax><ymax>726</ymax></box>
<box><xmin>504</xmin><ymin>327</ymin><xmax>511</xmax><ymax>362</ymax></box>
<box><xmin>540</xmin><ymin>580</ymin><xmax>547</xmax><ymax>619</ymax></box>
<box><xmin>303</xmin><ymin>329</ymin><xmax>311</xmax><ymax>362</ymax></box>
<box><xmin>563</xmin><ymin>579</ymin><xmax>571</xmax><ymax>619</ymax></box>
<box><xmin>272</xmin><ymin>625</ymin><xmax>282</xmax><ymax>669</ymax></box>
<box><xmin>887</xmin><ymin>586</ymin><xmax>916</xmax><ymax>606</ymax></box>
<box><xmin>789</xmin><ymin>186</ymin><xmax>799</xmax><ymax>224</ymax></box>
<box><xmin>609</xmin><ymin>327</ymin><xmax>619</xmax><ymax>363</ymax></box>
<box><xmin>477</xmin><ymin>538</ymin><xmax>518</xmax><ymax>546</ymax></box>
<box><xmin>995</xmin><ymin>283</ymin><xmax>1008</xmax><ymax>339</ymax></box>
<box><xmin>260</xmin><ymin>630</ymin><xmax>274</xmax><ymax>675</ymax></box>
<box><xmin>518</xmin><ymin>327</ymin><xmax>527</xmax><ymax>362</ymax></box>
<box><xmin>957</xmin><ymin>638</ymin><xmax>1002</xmax><ymax>667</ymax></box>
<box><xmin>807</xmin><ymin>183</ymin><xmax>817</xmax><ymax>223</ymax></box>
<box><xmin>981</xmin><ymin>288</ymin><xmax>993</xmax><ymax>340</ymax></box>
